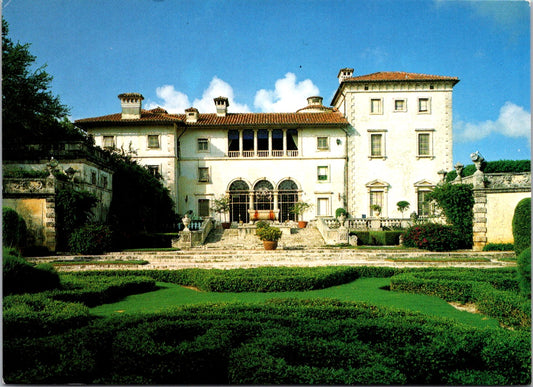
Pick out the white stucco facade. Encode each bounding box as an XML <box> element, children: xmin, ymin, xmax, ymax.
<box><xmin>76</xmin><ymin>69</ymin><xmax>460</xmax><ymax>224</ymax></box>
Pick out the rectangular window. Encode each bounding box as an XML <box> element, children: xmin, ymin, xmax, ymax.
<box><xmin>418</xmin><ymin>98</ymin><xmax>430</xmax><ymax>113</ymax></box>
<box><xmin>147</xmin><ymin>165</ymin><xmax>160</xmax><ymax>178</ymax></box>
<box><xmin>370</xmin><ymin>191</ymin><xmax>383</xmax><ymax>216</ymax></box>
<box><xmin>198</xmin><ymin>167</ymin><xmax>209</xmax><ymax>182</ymax></box>
<box><xmin>370</xmin><ymin>134</ymin><xmax>383</xmax><ymax>157</ymax></box>
<box><xmin>418</xmin><ymin>191</ymin><xmax>431</xmax><ymax>216</ymax></box>
<box><xmin>198</xmin><ymin>199</ymin><xmax>210</xmax><ymax>217</ymax></box>
<box><xmin>370</xmin><ymin>98</ymin><xmax>382</xmax><ymax>114</ymax></box>
<box><xmin>394</xmin><ymin>99</ymin><xmax>406</xmax><ymax>112</ymax></box>
<box><xmin>317</xmin><ymin>198</ymin><xmax>330</xmax><ymax>216</ymax></box>
<box><xmin>148</xmin><ymin>135</ymin><xmax>160</xmax><ymax>148</ymax></box>
<box><xmin>197</xmin><ymin>138</ymin><xmax>209</xmax><ymax>152</ymax></box>
<box><xmin>317</xmin><ymin>166</ymin><xmax>329</xmax><ymax>181</ymax></box>
<box><xmin>317</xmin><ymin>137</ymin><xmax>329</xmax><ymax>150</ymax></box>
<box><xmin>103</xmin><ymin>136</ymin><xmax>115</xmax><ymax>149</ymax></box>
<box><xmin>418</xmin><ymin>133</ymin><xmax>431</xmax><ymax>156</ymax></box>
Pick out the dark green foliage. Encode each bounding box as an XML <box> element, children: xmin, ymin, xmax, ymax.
<box><xmin>512</xmin><ymin>197</ymin><xmax>531</xmax><ymax>255</ymax></box>
<box><xmin>55</xmin><ymin>187</ymin><xmax>98</xmax><ymax>250</ymax></box>
<box><xmin>446</xmin><ymin>159</ymin><xmax>531</xmax><ymax>182</ymax></box>
<box><xmin>74</xmin><ymin>266</ymin><xmax>362</xmax><ymax>293</ymax></box>
<box><xmin>426</xmin><ymin>183</ymin><xmax>474</xmax><ymax>248</ymax></box>
<box><xmin>254</xmin><ymin>220</ymin><xmax>269</xmax><ymax>230</ymax></box>
<box><xmin>482</xmin><ymin>242</ymin><xmax>514</xmax><ymax>251</ymax></box>
<box><xmin>517</xmin><ymin>247</ymin><xmax>531</xmax><ymax>298</ymax></box>
<box><xmin>402</xmin><ymin>223</ymin><xmax>462</xmax><ymax>251</ymax></box>
<box><xmin>351</xmin><ymin>230</ymin><xmax>403</xmax><ymax>246</ymax></box>
<box><xmin>4</xmin><ymin>298</ymin><xmax>531</xmax><ymax>385</ymax></box>
<box><xmin>3</xmin><ymin>249</ymin><xmax>60</xmax><ymax>295</ymax></box>
<box><xmin>51</xmin><ymin>274</ymin><xmax>156</xmax><ymax>307</ymax></box>
<box><xmin>68</xmin><ymin>224</ymin><xmax>112</xmax><ymax>254</ymax></box>
<box><xmin>256</xmin><ymin>225</ymin><xmax>282</xmax><ymax>242</ymax></box>
<box><xmin>391</xmin><ymin>268</ymin><xmax>530</xmax><ymax>329</ymax></box>
<box><xmin>107</xmin><ymin>154</ymin><xmax>175</xmax><ymax>249</ymax></box>
<box><xmin>3</xmin><ymin>293</ymin><xmax>92</xmax><ymax>337</ymax></box>
<box><xmin>2</xmin><ymin>207</ymin><xmax>27</xmax><ymax>250</ymax></box>
<box><xmin>335</xmin><ymin>207</ymin><xmax>347</xmax><ymax>218</ymax></box>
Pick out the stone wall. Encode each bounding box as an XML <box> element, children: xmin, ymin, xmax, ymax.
<box><xmin>452</xmin><ymin>155</ymin><xmax>531</xmax><ymax>251</ymax></box>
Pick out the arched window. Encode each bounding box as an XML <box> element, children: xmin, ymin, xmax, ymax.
<box><xmin>278</xmin><ymin>179</ymin><xmax>298</xmax><ymax>222</ymax></box>
<box><xmin>229</xmin><ymin>180</ymin><xmax>249</xmax><ymax>223</ymax></box>
<box><xmin>254</xmin><ymin>180</ymin><xmax>274</xmax><ymax>211</ymax></box>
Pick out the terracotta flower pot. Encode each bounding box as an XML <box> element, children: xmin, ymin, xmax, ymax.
<box><xmin>298</xmin><ymin>221</ymin><xmax>308</xmax><ymax>229</ymax></box>
<box><xmin>263</xmin><ymin>240</ymin><xmax>278</xmax><ymax>250</ymax></box>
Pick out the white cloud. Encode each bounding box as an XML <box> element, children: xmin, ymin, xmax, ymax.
<box><xmin>146</xmin><ymin>85</ymin><xmax>190</xmax><ymax>112</ymax></box>
<box><xmin>455</xmin><ymin>102</ymin><xmax>531</xmax><ymax>142</ymax></box>
<box><xmin>145</xmin><ymin>77</ymin><xmax>250</xmax><ymax>113</ymax></box>
<box><xmin>192</xmin><ymin>76</ymin><xmax>250</xmax><ymax>113</ymax></box>
<box><xmin>253</xmin><ymin>72</ymin><xmax>319</xmax><ymax>113</ymax></box>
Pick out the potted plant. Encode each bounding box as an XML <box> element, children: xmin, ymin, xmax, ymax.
<box><xmin>290</xmin><ymin>201</ymin><xmax>313</xmax><ymax>228</ymax></box>
<box><xmin>256</xmin><ymin>226</ymin><xmax>282</xmax><ymax>250</ymax></box>
<box><xmin>370</xmin><ymin>204</ymin><xmax>382</xmax><ymax>217</ymax></box>
<box><xmin>211</xmin><ymin>195</ymin><xmax>231</xmax><ymax>229</ymax></box>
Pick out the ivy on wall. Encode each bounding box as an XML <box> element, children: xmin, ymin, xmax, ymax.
<box><xmin>426</xmin><ymin>183</ymin><xmax>474</xmax><ymax>249</ymax></box>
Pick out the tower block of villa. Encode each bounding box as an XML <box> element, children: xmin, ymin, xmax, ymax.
<box><xmin>75</xmin><ymin>68</ymin><xmax>459</xmax><ymax>224</ymax></box>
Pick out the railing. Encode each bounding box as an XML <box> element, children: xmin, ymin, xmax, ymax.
<box><xmin>316</xmin><ymin>216</ymin><xmax>414</xmax><ymax>245</ymax></box>
<box><xmin>225</xmin><ymin>149</ymin><xmax>300</xmax><ymax>158</ymax></box>
<box><xmin>175</xmin><ymin>217</ymin><xmax>214</xmax><ymax>248</ymax></box>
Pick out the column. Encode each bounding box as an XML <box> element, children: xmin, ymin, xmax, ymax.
<box><xmin>248</xmin><ymin>191</ymin><xmax>255</xmax><ymax>223</ymax></box>
<box><xmin>268</xmin><ymin>129</ymin><xmax>272</xmax><ymax>157</ymax></box>
<box><xmin>238</xmin><ymin>130</ymin><xmax>243</xmax><ymax>155</ymax></box>
<box><xmin>253</xmin><ymin>130</ymin><xmax>258</xmax><ymax>156</ymax></box>
<box><xmin>273</xmin><ymin>190</ymin><xmax>279</xmax><ymax>213</ymax></box>
<box><xmin>282</xmin><ymin>129</ymin><xmax>287</xmax><ymax>156</ymax></box>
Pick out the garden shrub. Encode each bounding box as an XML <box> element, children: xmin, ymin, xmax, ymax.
<box><xmin>3</xmin><ymin>293</ymin><xmax>92</xmax><ymax>337</ymax></box>
<box><xmin>482</xmin><ymin>242</ymin><xmax>514</xmax><ymax>251</ymax></box>
<box><xmin>55</xmin><ymin>187</ymin><xmax>98</xmax><ymax>250</ymax></box>
<box><xmin>402</xmin><ymin>223</ymin><xmax>462</xmax><ymax>251</ymax></box>
<box><xmin>446</xmin><ymin>159</ymin><xmax>531</xmax><ymax>182</ymax></box>
<box><xmin>426</xmin><ymin>183</ymin><xmax>474</xmax><ymax>248</ymax></box>
<box><xmin>52</xmin><ymin>274</ymin><xmax>156</xmax><ymax>307</ymax></box>
<box><xmin>2</xmin><ymin>207</ymin><xmax>27</xmax><ymax>250</ymax></box>
<box><xmin>335</xmin><ymin>207</ymin><xmax>347</xmax><ymax>218</ymax></box>
<box><xmin>68</xmin><ymin>224</ymin><xmax>112</xmax><ymax>254</ymax></box>
<box><xmin>390</xmin><ymin>269</ymin><xmax>531</xmax><ymax>329</ymax></box>
<box><xmin>351</xmin><ymin>231</ymin><xmax>402</xmax><ymax>246</ymax></box>
<box><xmin>3</xmin><ymin>249</ymin><xmax>60</xmax><ymax>295</ymax></box>
<box><xmin>516</xmin><ymin>247</ymin><xmax>531</xmax><ymax>298</ymax></box>
<box><xmin>4</xmin><ymin>298</ymin><xmax>531</xmax><ymax>385</ymax></box>
<box><xmin>512</xmin><ymin>197</ymin><xmax>531</xmax><ymax>255</ymax></box>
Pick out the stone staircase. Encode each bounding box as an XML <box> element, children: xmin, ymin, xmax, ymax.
<box><xmin>27</xmin><ymin>225</ymin><xmax>516</xmax><ymax>272</ymax></box>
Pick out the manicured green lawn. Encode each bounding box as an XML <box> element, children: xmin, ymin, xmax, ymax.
<box><xmin>90</xmin><ymin>277</ymin><xmax>499</xmax><ymax>329</ymax></box>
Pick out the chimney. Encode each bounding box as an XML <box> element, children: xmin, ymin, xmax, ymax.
<box><xmin>118</xmin><ymin>93</ymin><xmax>144</xmax><ymax>119</ymax></box>
<box><xmin>214</xmin><ymin>96</ymin><xmax>229</xmax><ymax>117</ymax></box>
<box><xmin>185</xmin><ymin>107</ymin><xmax>199</xmax><ymax>123</ymax></box>
<box><xmin>337</xmin><ymin>68</ymin><xmax>354</xmax><ymax>83</ymax></box>
<box><xmin>307</xmin><ymin>96</ymin><xmax>323</xmax><ymax>106</ymax></box>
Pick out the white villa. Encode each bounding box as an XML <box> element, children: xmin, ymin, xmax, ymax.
<box><xmin>75</xmin><ymin>68</ymin><xmax>460</xmax><ymax>224</ymax></box>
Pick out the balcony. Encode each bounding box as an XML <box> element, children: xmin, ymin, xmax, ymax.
<box><xmin>226</xmin><ymin>150</ymin><xmax>299</xmax><ymax>158</ymax></box>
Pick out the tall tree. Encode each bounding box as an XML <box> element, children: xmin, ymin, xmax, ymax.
<box><xmin>2</xmin><ymin>18</ymin><xmax>72</xmax><ymax>145</ymax></box>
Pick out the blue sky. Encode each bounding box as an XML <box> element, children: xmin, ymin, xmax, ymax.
<box><xmin>3</xmin><ymin>0</ymin><xmax>530</xmax><ymax>166</ymax></box>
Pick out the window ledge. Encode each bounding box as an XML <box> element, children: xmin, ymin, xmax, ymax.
<box><xmin>369</xmin><ymin>156</ymin><xmax>387</xmax><ymax>160</ymax></box>
<box><xmin>416</xmin><ymin>155</ymin><xmax>435</xmax><ymax>160</ymax></box>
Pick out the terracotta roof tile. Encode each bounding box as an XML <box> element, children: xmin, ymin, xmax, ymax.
<box><xmin>345</xmin><ymin>71</ymin><xmax>459</xmax><ymax>83</ymax></box>
<box><xmin>75</xmin><ymin>108</ymin><xmax>349</xmax><ymax>128</ymax></box>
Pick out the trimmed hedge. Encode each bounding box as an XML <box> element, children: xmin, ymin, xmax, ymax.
<box><xmin>350</xmin><ymin>231</ymin><xmax>403</xmax><ymax>246</ymax></box>
<box><xmin>446</xmin><ymin>159</ymin><xmax>531</xmax><ymax>182</ymax></box>
<box><xmin>3</xmin><ymin>249</ymin><xmax>61</xmax><ymax>295</ymax></box>
<box><xmin>517</xmin><ymin>247</ymin><xmax>531</xmax><ymax>298</ymax></box>
<box><xmin>390</xmin><ymin>269</ymin><xmax>530</xmax><ymax>329</ymax></box>
<box><xmin>483</xmin><ymin>242</ymin><xmax>514</xmax><ymax>251</ymax></box>
<box><xmin>72</xmin><ymin>266</ymin><xmax>403</xmax><ymax>292</ymax></box>
<box><xmin>402</xmin><ymin>223</ymin><xmax>462</xmax><ymax>251</ymax></box>
<box><xmin>512</xmin><ymin>197</ymin><xmax>531</xmax><ymax>255</ymax></box>
<box><xmin>4</xmin><ymin>299</ymin><xmax>531</xmax><ymax>384</ymax></box>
